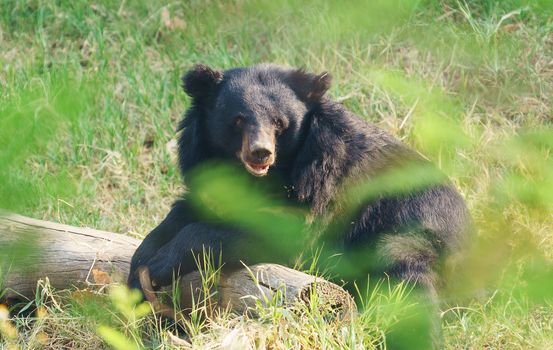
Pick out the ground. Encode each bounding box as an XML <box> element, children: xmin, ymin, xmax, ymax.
<box><xmin>0</xmin><ymin>1</ymin><xmax>552</xmax><ymax>349</ymax></box>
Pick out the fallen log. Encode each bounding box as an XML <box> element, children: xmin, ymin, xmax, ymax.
<box><xmin>0</xmin><ymin>213</ymin><xmax>355</xmax><ymax>318</ymax></box>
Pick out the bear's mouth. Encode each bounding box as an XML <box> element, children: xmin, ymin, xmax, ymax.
<box><xmin>243</xmin><ymin>161</ymin><xmax>272</xmax><ymax>176</ymax></box>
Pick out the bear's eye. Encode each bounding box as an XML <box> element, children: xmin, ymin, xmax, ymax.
<box><xmin>233</xmin><ymin>116</ymin><xmax>244</xmax><ymax>129</ymax></box>
<box><xmin>275</xmin><ymin>118</ymin><xmax>286</xmax><ymax>132</ymax></box>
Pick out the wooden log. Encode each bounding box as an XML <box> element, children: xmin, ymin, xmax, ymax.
<box><xmin>0</xmin><ymin>213</ymin><xmax>139</xmax><ymax>298</ymax></box>
<box><xmin>143</xmin><ymin>264</ymin><xmax>356</xmax><ymax>320</ymax></box>
<box><xmin>0</xmin><ymin>213</ymin><xmax>356</xmax><ymax>318</ymax></box>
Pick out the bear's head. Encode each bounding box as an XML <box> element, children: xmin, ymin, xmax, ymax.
<box><xmin>178</xmin><ymin>64</ymin><xmax>331</xmax><ymax>177</ymax></box>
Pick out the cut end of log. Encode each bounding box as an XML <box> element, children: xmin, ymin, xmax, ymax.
<box><xmin>299</xmin><ymin>281</ymin><xmax>357</xmax><ymax>320</ymax></box>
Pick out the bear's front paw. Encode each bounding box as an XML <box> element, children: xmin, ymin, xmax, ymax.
<box><xmin>146</xmin><ymin>253</ymin><xmax>183</xmax><ymax>288</ymax></box>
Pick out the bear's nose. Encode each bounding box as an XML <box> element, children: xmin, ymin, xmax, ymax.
<box><xmin>251</xmin><ymin>148</ymin><xmax>272</xmax><ymax>163</ymax></box>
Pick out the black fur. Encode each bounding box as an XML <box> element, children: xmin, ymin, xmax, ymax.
<box><xmin>128</xmin><ymin>64</ymin><xmax>471</xmax><ymax>345</ymax></box>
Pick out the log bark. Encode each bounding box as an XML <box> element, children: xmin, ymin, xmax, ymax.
<box><xmin>0</xmin><ymin>213</ymin><xmax>356</xmax><ymax>318</ymax></box>
<box><xmin>0</xmin><ymin>213</ymin><xmax>138</xmax><ymax>298</ymax></box>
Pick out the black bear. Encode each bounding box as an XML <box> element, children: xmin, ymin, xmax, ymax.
<box><xmin>128</xmin><ymin>64</ymin><xmax>471</xmax><ymax>342</ymax></box>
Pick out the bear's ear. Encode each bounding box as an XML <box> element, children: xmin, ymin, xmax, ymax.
<box><xmin>286</xmin><ymin>69</ymin><xmax>332</xmax><ymax>103</ymax></box>
<box><xmin>182</xmin><ymin>64</ymin><xmax>224</xmax><ymax>100</ymax></box>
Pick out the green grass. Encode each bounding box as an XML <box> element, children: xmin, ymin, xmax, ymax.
<box><xmin>1</xmin><ymin>0</ymin><xmax>553</xmax><ymax>348</ymax></box>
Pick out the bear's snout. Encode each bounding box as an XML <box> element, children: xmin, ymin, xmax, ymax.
<box><xmin>239</xmin><ymin>127</ymin><xmax>276</xmax><ymax>177</ymax></box>
<box><xmin>251</xmin><ymin>148</ymin><xmax>272</xmax><ymax>164</ymax></box>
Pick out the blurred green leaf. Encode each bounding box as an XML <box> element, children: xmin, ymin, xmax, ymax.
<box><xmin>108</xmin><ymin>285</ymin><xmax>151</xmax><ymax>320</ymax></box>
<box><xmin>188</xmin><ymin>162</ymin><xmax>308</xmax><ymax>261</ymax></box>
<box><xmin>0</xmin><ymin>72</ymin><xmax>95</xmax><ymax>211</ymax></box>
<box><xmin>97</xmin><ymin>325</ymin><xmax>141</xmax><ymax>350</ymax></box>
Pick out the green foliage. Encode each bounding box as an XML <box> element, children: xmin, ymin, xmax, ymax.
<box><xmin>97</xmin><ymin>326</ymin><xmax>141</xmax><ymax>350</ymax></box>
<box><xmin>188</xmin><ymin>162</ymin><xmax>307</xmax><ymax>261</ymax></box>
<box><xmin>0</xmin><ymin>74</ymin><xmax>91</xmax><ymax>211</ymax></box>
<box><xmin>96</xmin><ymin>285</ymin><xmax>151</xmax><ymax>350</ymax></box>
